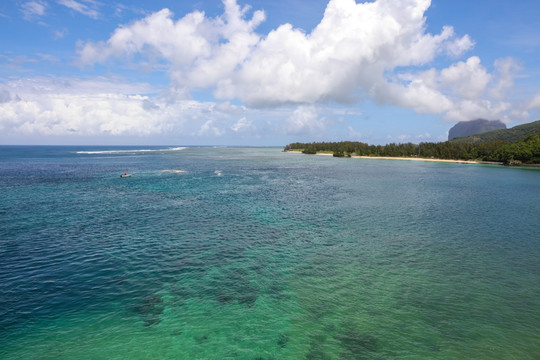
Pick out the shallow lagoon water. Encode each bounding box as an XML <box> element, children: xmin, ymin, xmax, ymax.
<box><xmin>1</xmin><ymin>146</ymin><xmax>539</xmax><ymax>359</ymax></box>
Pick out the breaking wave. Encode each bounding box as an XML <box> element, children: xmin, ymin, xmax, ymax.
<box><xmin>76</xmin><ymin>147</ymin><xmax>187</xmax><ymax>155</ymax></box>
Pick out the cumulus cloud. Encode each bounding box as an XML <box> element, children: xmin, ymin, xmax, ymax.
<box><xmin>372</xmin><ymin>56</ymin><xmax>524</xmax><ymax>122</ymax></box>
<box><xmin>83</xmin><ymin>0</ymin><xmax>536</xmax><ymax>126</ymax></box>
<box><xmin>436</xmin><ymin>57</ymin><xmax>521</xmax><ymax>122</ymax></box>
<box><xmin>77</xmin><ymin>0</ymin><xmax>522</xmax><ymax>123</ymax></box>
<box><xmin>0</xmin><ymin>94</ymin><xmax>158</xmax><ymax>136</ymax></box>
<box><xmin>78</xmin><ymin>0</ymin><xmax>473</xmax><ymax>108</ymax></box>
<box><xmin>78</xmin><ymin>1</ymin><xmax>264</xmax><ymax>84</ymax></box>
<box><xmin>440</xmin><ymin>56</ymin><xmax>491</xmax><ymax>99</ymax></box>
<box><xmin>490</xmin><ymin>57</ymin><xmax>521</xmax><ymax>101</ymax></box>
<box><xmin>445</xmin><ymin>34</ymin><xmax>475</xmax><ymax>57</ymax></box>
<box><xmin>0</xmin><ymin>77</ymin><xmax>198</xmax><ymax>136</ymax></box>
<box><xmin>0</xmin><ymin>89</ymin><xmax>11</xmax><ymax>103</ymax></box>
<box><xmin>215</xmin><ymin>0</ymin><xmax>475</xmax><ymax>107</ymax></box>
<box><xmin>197</xmin><ymin>119</ymin><xmax>225</xmax><ymax>137</ymax></box>
<box><xmin>372</xmin><ymin>75</ymin><xmax>454</xmax><ymax>114</ymax></box>
<box><xmin>0</xmin><ymin>77</ymin><xmax>268</xmax><ymax>141</ymax></box>
<box><xmin>443</xmin><ymin>99</ymin><xmax>512</xmax><ymax>123</ymax></box>
<box><xmin>283</xmin><ymin>106</ymin><xmax>329</xmax><ymax>136</ymax></box>
<box><xmin>7</xmin><ymin>0</ymin><xmax>533</xmax><ymax>141</ymax></box>
<box><xmin>214</xmin><ymin>101</ymin><xmax>245</xmax><ymax>115</ymax></box>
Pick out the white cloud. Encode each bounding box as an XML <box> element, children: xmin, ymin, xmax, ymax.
<box><xmin>8</xmin><ymin>0</ymin><xmax>534</xmax><ymax>141</ymax></box>
<box><xmin>0</xmin><ymin>77</ymin><xmax>276</xmax><ymax>141</ymax></box>
<box><xmin>372</xmin><ymin>77</ymin><xmax>454</xmax><ymax>114</ymax></box>
<box><xmin>213</xmin><ymin>101</ymin><xmax>245</xmax><ymax>115</ymax></box>
<box><xmin>230</xmin><ymin>117</ymin><xmax>253</xmax><ymax>132</ymax></box>
<box><xmin>6</xmin><ymin>76</ymin><xmax>153</xmax><ymax>96</ymax></box>
<box><xmin>4</xmin><ymin>55</ymin><xmax>39</xmax><ymax>69</ymax></box>
<box><xmin>0</xmin><ymin>94</ymin><xmax>161</xmax><ymax>136</ymax></box>
<box><xmin>21</xmin><ymin>1</ymin><xmax>48</xmax><ymax>20</ymax></box>
<box><xmin>77</xmin><ymin>1</ymin><xmax>265</xmax><ymax>85</ymax></box>
<box><xmin>78</xmin><ymin>0</ymin><xmax>473</xmax><ymax>109</ymax></box>
<box><xmin>490</xmin><ymin>57</ymin><xmax>521</xmax><ymax>101</ymax></box>
<box><xmin>445</xmin><ymin>34</ymin><xmax>475</xmax><ymax>57</ymax></box>
<box><xmin>38</xmin><ymin>53</ymin><xmax>60</xmax><ymax>62</ymax></box>
<box><xmin>347</xmin><ymin>126</ymin><xmax>366</xmax><ymax>141</ymax></box>
<box><xmin>283</xmin><ymin>106</ymin><xmax>329</xmax><ymax>136</ymax></box>
<box><xmin>528</xmin><ymin>92</ymin><xmax>540</xmax><ymax>110</ymax></box>
<box><xmin>440</xmin><ymin>56</ymin><xmax>491</xmax><ymax>99</ymax></box>
<box><xmin>443</xmin><ymin>99</ymin><xmax>512</xmax><ymax>123</ymax></box>
<box><xmin>57</xmin><ymin>0</ymin><xmax>100</xmax><ymax>19</ymax></box>
<box><xmin>375</xmin><ymin>56</ymin><xmax>525</xmax><ymax>122</ymax></box>
<box><xmin>0</xmin><ymin>77</ymin><xmax>194</xmax><ymax>137</ymax></box>
<box><xmin>54</xmin><ymin>28</ymin><xmax>68</xmax><ymax>39</ymax></box>
<box><xmin>0</xmin><ymin>89</ymin><xmax>11</xmax><ymax>103</ymax></box>
<box><xmin>197</xmin><ymin>119</ymin><xmax>225</xmax><ymax>137</ymax></box>
<box><xmin>395</xmin><ymin>133</ymin><xmax>424</xmax><ymax>142</ymax></box>
<box><xmin>216</xmin><ymin>0</ymin><xmax>474</xmax><ymax>106</ymax></box>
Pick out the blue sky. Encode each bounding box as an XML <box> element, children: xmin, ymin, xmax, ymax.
<box><xmin>1</xmin><ymin>0</ymin><xmax>540</xmax><ymax>145</ymax></box>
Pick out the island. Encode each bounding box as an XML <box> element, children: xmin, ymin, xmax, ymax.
<box><xmin>284</xmin><ymin>120</ymin><xmax>540</xmax><ymax>166</ymax></box>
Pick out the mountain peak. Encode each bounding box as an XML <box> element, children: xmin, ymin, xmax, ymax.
<box><xmin>448</xmin><ymin>119</ymin><xmax>506</xmax><ymax>140</ymax></box>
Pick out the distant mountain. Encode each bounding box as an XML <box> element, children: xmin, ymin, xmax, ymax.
<box><xmin>448</xmin><ymin>119</ymin><xmax>506</xmax><ymax>140</ymax></box>
<box><xmin>450</xmin><ymin>120</ymin><xmax>540</xmax><ymax>144</ymax></box>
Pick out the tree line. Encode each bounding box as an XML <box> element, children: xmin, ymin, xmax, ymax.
<box><xmin>284</xmin><ymin>134</ymin><xmax>540</xmax><ymax>165</ymax></box>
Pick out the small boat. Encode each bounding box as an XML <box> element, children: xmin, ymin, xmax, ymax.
<box><xmin>120</xmin><ymin>172</ymin><xmax>131</xmax><ymax>178</ymax></box>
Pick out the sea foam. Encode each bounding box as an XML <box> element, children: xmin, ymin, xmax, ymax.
<box><xmin>76</xmin><ymin>147</ymin><xmax>187</xmax><ymax>154</ymax></box>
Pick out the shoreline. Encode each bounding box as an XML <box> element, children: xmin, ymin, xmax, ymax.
<box><xmin>285</xmin><ymin>150</ymin><xmax>494</xmax><ymax>165</ymax></box>
<box><xmin>351</xmin><ymin>155</ymin><xmax>482</xmax><ymax>164</ymax></box>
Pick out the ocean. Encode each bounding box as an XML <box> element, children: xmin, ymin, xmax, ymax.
<box><xmin>1</xmin><ymin>146</ymin><xmax>539</xmax><ymax>359</ymax></box>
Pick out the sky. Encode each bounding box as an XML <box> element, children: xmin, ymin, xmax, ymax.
<box><xmin>1</xmin><ymin>0</ymin><xmax>540</xmax><ymax>146</ymax></box>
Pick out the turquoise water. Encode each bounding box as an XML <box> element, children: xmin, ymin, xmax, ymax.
<box><xmin>1</xmin><ymin>146</ymin><xmax>539</xmax><ymax>359</ymax></box>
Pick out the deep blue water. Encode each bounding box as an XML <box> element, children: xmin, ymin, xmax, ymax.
<box><xmin>1</xmin><ymin>146</ymin><xmax>539</xmax><ymax>359</ymax></box>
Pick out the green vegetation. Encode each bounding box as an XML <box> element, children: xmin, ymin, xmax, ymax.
<box><xmin>494</xmin><ymin>133</ymin><xmax>540</xmax><ymax>165</ymax></box>
<box><xmin>450</xmin><ymin>120</ymin><xmax>540</xmax><ymax>144</ymax></box>
<box><xmin>283</xmin><ymin>120</ymin><xmax>540</xmax><ymax>165</ymax></box>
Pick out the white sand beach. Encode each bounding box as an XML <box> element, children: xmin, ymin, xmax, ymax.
<box><xmin>351</xmin><ymin>155</ymin><xmax>481</xmax><ymax>164</ymax></box>
<box><xmin>286</xmin><ymin>150</ymin><xmax>482</xmax><ymax>164</ymax></box>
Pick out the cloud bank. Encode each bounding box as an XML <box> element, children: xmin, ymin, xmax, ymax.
<box><xmin>76</xmin><ymin>0</ymin><xmax>524</xmax><ymax>121</ymax></box>
<box><xmin>0</xmin><ymin>77</ymin><xmax>266</xmax><ymax>142</ymax></box>
<box><xmin>2</xmin><ymin>0</ymin><xmax>536</xmax><ymax>142</ymax></box>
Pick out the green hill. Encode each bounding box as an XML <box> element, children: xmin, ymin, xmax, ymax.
<box><xmin>493</xmin><ymin>133</ymin><xmax>540</xmax><ymax>165</ymax></box>
<box><xmin>450</xmin><ymin>120</ymin><xmax>540</xmax><ymax>144</ymax></box>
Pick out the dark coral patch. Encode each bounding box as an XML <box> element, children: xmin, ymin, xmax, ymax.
<box><xmin>134</xmin><ymin>293</ymin><xmax>164</xmax><ymax>327</ymax></box>
<box><xmin>277</xmin><ymin>333</ymin><xmax>288</xmax><ymax>348</ymax></box>
<box><xmin>334</xmin><ymin>327</ymin><xmax>378</xmax><ymax>358</ymax></box>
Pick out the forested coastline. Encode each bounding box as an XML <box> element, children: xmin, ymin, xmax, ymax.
<box><xmin>284</xmin><ymin>133</ymin><xmax>540</xmax><ymax>165</ymax></box>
